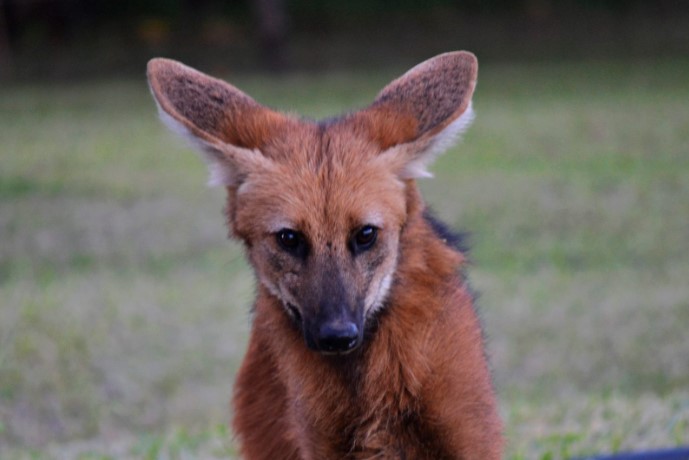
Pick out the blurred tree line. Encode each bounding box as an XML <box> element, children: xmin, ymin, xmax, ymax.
<box><xmin>1</xmin><ymin>0</ymin><xmax>688</xmax><ymax>79</ymax></box>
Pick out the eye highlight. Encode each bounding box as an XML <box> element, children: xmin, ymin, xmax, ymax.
<box><xmin>351</xmin><ymin>225</ymin><xmax>378</xmax><ymax>253</ymax></box>
<box><xmin>276</xmin><ymin>228</ymin><xmax>307</xmax><ymax>257</ymax></box>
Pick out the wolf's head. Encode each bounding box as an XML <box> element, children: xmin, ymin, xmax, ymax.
<box><xmin>147</xmin><ymin>52</ymin><xmax>477</xmax><ymax>354</ymax></box>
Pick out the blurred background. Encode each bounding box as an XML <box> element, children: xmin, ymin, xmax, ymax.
<box><xmin>1</xmin><ymin>1</ymin><xmax>689</xmax><ymax>459</ymax></box>
<box><xmin>1</xmin><ymin>0</ymin><xmax>689</xmax><ymax>79</ymax></box>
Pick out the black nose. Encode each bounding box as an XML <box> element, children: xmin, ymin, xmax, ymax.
<box><xmin>317</xmin><ymin>321</ymin><xmax>360</xmax><ymax>353</ymax></box>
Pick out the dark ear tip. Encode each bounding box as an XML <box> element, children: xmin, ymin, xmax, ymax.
<box><xmin>147</xmin><ymin>58</ymin><xmax>163</xmax><ymax>74</ymax></box>
<box><xmin>441</xmin><ymin>50</ymin><xmax>478</xmax><ymax>76</ymax></box>
<box><xmin>445</xmin><ymin>50</ymin><xmax>477</xmax><ymax>62</ymax></box>
<box><xmin>455</xmin><ymin>50</ymin><xmax>477</xmax><ymax>61</ymax></box>
<box><xmin>459</xmin><ymin>50</ymin><xmax>478</xmax><ymax>71</ymax></box>
<box><xmin>147</xmin><ymin>57</ymin><xmax>177</xmax><ymax>79</ymax></box>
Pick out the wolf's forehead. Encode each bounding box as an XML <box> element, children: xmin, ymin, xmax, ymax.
<box><xmin>261</xmin><ymin>119</ymin><xmax>379</xmax><ymax>166</ymax></box>
<box><xmin>265</xmin><ymin>165</ymin><xmax>404</xmax><ymax>233</ymax></box>
<box><xmin>243</xmin><ymin>122</ymin><xmax>405</xmax><ymax>231</ymax></box>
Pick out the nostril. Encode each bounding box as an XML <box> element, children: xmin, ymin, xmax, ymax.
<box><xmin>318</xmin><ymin>322</ymin><xmax>359</xmax><ymax>353</ymax></box>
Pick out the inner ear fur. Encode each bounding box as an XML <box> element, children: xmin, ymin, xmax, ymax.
<box><xmin>147</xmin><ymin>58</ymin><xmax>286</xmax><ymax>150</ymax></box>
<box><xmin>354</xmin><ymin>51</ymin><xmax>478</xmax><ymax>151</ymax></box>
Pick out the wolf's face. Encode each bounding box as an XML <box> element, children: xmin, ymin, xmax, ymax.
<box><xmin>230</xmin><ymin>125</ymin><xmax>408</xmax><ymax>353</ymax></box>
<box><xmin>147</xmin><ymin>51</ymin><xmax>477</xmax><ymax>354</ymax></box>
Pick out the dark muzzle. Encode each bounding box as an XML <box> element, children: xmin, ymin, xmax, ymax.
<box><xmin>316</xmin><ymin>320</ymin><xmax>360</xmax><ymax>353</ymax></box>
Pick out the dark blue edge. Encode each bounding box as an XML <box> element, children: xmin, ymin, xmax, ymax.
<box><xmin>572</xmin><ymin>447</ymin><xmax>689</xmax><ymax>460</ymax></box>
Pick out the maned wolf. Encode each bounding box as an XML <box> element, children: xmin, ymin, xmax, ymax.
<box><xmin>147</xmin><ymin>51</ymin><xmax>503</xmax><ymax>459</ymax></box>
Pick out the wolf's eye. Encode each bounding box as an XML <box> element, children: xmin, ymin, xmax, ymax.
<box><xmin>352</xmin><ymin>225</ymin><xmax>378</xmax><ymax>253</ymax></box>
<box><xmin>276</xmin><ymin>229</ymin><xmax>301</xmax><ymax>251</ymax></box>
<box><xmin>277</xmin><ymin>228</ymin><xmax>299</xmax><ymax>249</ymax></box>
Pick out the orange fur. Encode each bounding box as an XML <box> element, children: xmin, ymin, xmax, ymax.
<box><xmin>148</xmin><ymin>51</ymin><xmax>504</xmax><ymax>459</ymax></box>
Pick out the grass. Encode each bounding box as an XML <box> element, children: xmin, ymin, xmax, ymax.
<box><xmin>1</xmin><ymin>57</ymin><xmax>688</xmax><ymax>459</ymax></box>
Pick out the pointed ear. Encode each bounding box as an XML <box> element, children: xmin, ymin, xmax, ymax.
<box><xmin>147</xmin><ymin>58</ymin><xmax>284</xmax><ymax>186</ymax></box>
<box><xmin>355</xmin><ymin>51</ymin><xmax>478</xmax><ymax>178</ymax></box>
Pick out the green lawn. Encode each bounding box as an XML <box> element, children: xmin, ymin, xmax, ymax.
<box><xmin>1</xmin><ymin>58</ymin><xmax>688</xmax><ymax>459</ymax></box>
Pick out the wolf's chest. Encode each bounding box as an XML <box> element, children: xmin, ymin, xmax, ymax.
<box><xmin>341</xmin><ymin>408</ymin><xmax>448</xmax><ymax>460</ymax></box>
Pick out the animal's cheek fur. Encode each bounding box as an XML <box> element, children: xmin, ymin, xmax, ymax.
<box><xmin>278</xmin><ymin>273</ymin><xmax>301</xmax><ymax>303</ymax></box>
<box><xmin>360</xmin><ymin>238</ymin><xmax>400</xmax><ymax>316</ymax></box>
<box><xmin>248</xmin><ymin>241</ymin><xmax>299</xmax><ymax>290</ymax></box>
